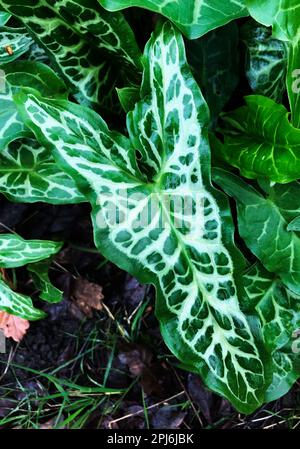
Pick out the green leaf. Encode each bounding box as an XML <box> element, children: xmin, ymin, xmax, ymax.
<box><xmin>0</xmin><ymin>138</ymin><xmax>85</xmax><ymax>204</ymax></box>
<box><xmin>266</xmin><ymin>347</ymin><xmax>300</xmax><ymax>401</ymax></box>
<box><xmin>0</xmin><ymin>11</ymin><xmax>10</xmax><ymax>26</ymax></box>
<box><xmin>247</xmin><ymin>0</ymin><xmax>300</xmax><ymax>43</ymax></box>
<box><xmin>0</xmin><ymin>0</ymin><xmax>142</xmax><ymax>114</ymax></box>
<box><xmin>244</xmin><ymin>263</ymin><xmax>300</xmax><ymax>401</ymax></box>
<box><xmin>28</xmin><ymin>259</ymin><xmax>63</xmax><ymax>304</ymax></box>
<box><xmin>186</xmin><ymin>22</ymin><xmax>240</xmax><ymax>120</ymax></box>
<box><xmin>213</xmin><ymin>168</ymin><xmax>300</xmax><ymax>295</ymax></box>
<box><xmin>0</xmin><ymin>278</ymin><xmax>45</xmax><ymax>320</ymax></box>
<box><xmin>116</xmin><ymin>86</ymin><xmax>140</xmax><ymax>113</ymax></box>
<box><xmin>16</xmin><ymin>21</ymin><xmax>270</xmax><ymax>414</ymax></box>
<box><xmin>246</xmin><ymin>0</ymin><xmax>300</xmax><ymax>128</ymax></box>
<box><xmin>0</xmin><ymin>26</ymin><xmax>33</xmax><ymax>64</ymax></box>
<box><xmin>244</xmin><ymin>264</ymin><xmax>300</xmax><ymax>351</ymax></box>
<box><xmin>241</xmin><ymin>21</ymin><xmax>287</xmax><ymax>102</ymax></box>
<box><xmin>287</xmin><ymin>216</ymin><xmax>300</xmax><ymax>232</ymax></box>
<box><xmin>99</xmin><ymin>0</ymin><xmax>248</xmax><ymax>39</ymax></box>
<box><xmin>219</xmin><ymin>95</ymin><xmax>300</xmax><ymax>184</ymax></box>
<box><xmin>0</xmin><ymin>60</ymin><xmax>67</xmax><ymax>149</ymax></box>
<box><xmin>0</xmin><ymin>234</ymin><xmax>62</xmax><ymax>268</ymax></box>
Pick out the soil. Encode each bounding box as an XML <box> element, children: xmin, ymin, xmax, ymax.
<box><xmin>0</xmin><ymin>197</ymin><xmax>299</xmax><ymax>429</ymax></box>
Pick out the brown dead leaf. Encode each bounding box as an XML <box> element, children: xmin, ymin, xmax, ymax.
<box><xmin>72</xmin><ymin>277</ymin><xmax>104</xmax><ymax>317</ymax></box>
<box><xmin>0</xmin><ymin>311</ymin><xmax>29</xmax><ymax>342</ymax></box>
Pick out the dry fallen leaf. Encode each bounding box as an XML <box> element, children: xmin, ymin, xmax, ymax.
<box><xmin>72</xmin><ymin>277</ymin><xmax>104</xmax><ymax>317</ymax></box>
<box><xmin>0</xmin><ymin>311</ymin><xmax>29</xmax><ymax>342</ymax></box>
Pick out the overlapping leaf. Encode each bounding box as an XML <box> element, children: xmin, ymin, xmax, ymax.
<box><xmin>241</xmin><ymin>21</ymin><xmax>287</xmax><ymax>101</ymax></box>
<box><xmin>0</xmin><ymin>279</ymin><xmax>45</xmax><ymax>320</ymax></box>
<box><xmin>0</xmin><ymin>26</ymin><xmax>33</xmax><ymax>64</ymax></box>
<box><xmin>247</xmin><ymin>0</ymin><xmax>300</xmax><ymax>42</ymax></box>
<box><xmin>213</xmin><ymin>168</ymin><xmax>300</xmax><ymax>295</ymax></box>
<box><xmin>247</xmin><ymin>0</ymin><xmax>300</xmax><ymax>128</ymax></box>
<box><xmin>0</xmin><ymin>138</ymin><xmax>85</xmax><ymax>204</ymax></box>
<box><xmin>99</xmin><ymin>0</ymin><xmax>248</xmax><ymax>39</ymax></box>
<box><xmin>0</xmin><ymin>0</ymin><xmax>142</xmax><ymax>114</ymax></box>
<box><xmin>219</xmin><ymin>95</ymin><xmax>300</xmax><ymax>183</ymax></box>
<box><xmin>0</xmin><ymin>60</ymin><xmax>67</xmax><ymax>149</ymax></box>
<box><xmin>244</xmin><ymin>263</ymin><xmax>300</xmax><ymax>401</ymax></box>
<box><xmin>15</xmin><ymin>21</ymin><xmax>270</xmax><ymax>413</ymax></box>
<box><xmin>0</xmin><ymin>234</ymin><xmax>62</xmax><ymax>319</ymax></box>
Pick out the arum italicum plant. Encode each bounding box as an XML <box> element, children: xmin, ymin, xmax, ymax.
<box><xmin>0</xmin><ymin>0</ymin><xmax>299</xmax><ymax>414</ymax></box>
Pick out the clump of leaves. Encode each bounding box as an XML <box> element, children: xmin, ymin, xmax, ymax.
<box><xmin>0</xmin><ymin>0</ymin><xmax>299</xmax><ymax>415</ymax></box>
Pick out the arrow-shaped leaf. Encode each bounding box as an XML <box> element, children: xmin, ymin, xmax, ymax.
<box><xmin>16</xmin><ymin>21</ymin><xmax>270</xmax><ymax>413</ymax></box>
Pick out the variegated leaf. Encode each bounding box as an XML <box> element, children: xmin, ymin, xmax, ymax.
<box><xmin>213</xmin><ymin>169</ymin><xmax>300</xmax><ymax>296</ymax></box>
<box><xmin>0</xmin><ymin>26</ymin><xmax>33</xmax><ymax>64</ymax></box>
<box><xmin>0</xmin><ymin>278</ymin><xmax>45</xmax><ymax>320</ymax></box>
<box><xmin>244</xmin><ymin>263</ymin><xmax>300</xmax><ymax>401</ymax></box>
<box><xmin>218</xmin><ymin>95</ymin><xmax>300</xmax><ymax>184</ymax></box>
<box><xmin>0</xmin><ymin>0</ymin><xmax>142</xmax><ymax>114</ymax></box>
<box><xmin>28</xmin><ymin>259</ymin><xmax>63</xmax><ymax>303</ymax></box>
<box><xmin>99</xmin><ymin>0</ymin><xmax>248</xmax><ymax>39</ymax></box>
<box><xmin>247</xmin><ymin>0</ymin><xmax>300</xmax><ymax>128</ymax></box>
<box><xmin>0</xmin><ymin>60</ymin><xmax>67</xmax><ymax>149</ymax></box>
<box><xmin>247</xmin><ymin>0</ymin><xmax>300</xmax><ymax>43</ymax></box>
<box><xmin>0</xmin><ymin>234</ymin><xmax>62</xmax><ymax>268</ymax></box>
<box><xmin>0</xmin><ymin>138</ymin><xmax>85</xmax><ymax>204</ymax></box>
<box><xmin>241</xmin><ymin>21</ymin><xmax>287</xmax><ymax>102</ymax></box>
<box><xmin>16</xmin><ymin>22</ymin><xmax>270</xmax><ymax>413</ymax></box>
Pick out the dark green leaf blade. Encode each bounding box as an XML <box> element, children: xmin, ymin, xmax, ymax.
<box><xmin>213</xmin><ymin>168</ymin><xmax>300</xmax><ymax>295</ymax></box>
<box><xmin>241</xmin><ymin>21</ymin><xmax>287</xmax><ymax>102</ymax></box>
<box><xmin>219</xmin><ymin>95</ymin><xmax>300</xmax><ymax>183</ymax></box>
<box><xmin>99</xmin><ymin>0</ymin><xmax>248</xmax><ymax>39</ymax></box>
<box><xmin>28</xmin><ymin>259</ymin><xmax>63</xmax><ymax>303</ymax></box>
<box><xmin>16</xmin><ymin>22</ymin><xmax>271</xmax><ymax>414</ymax></box>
